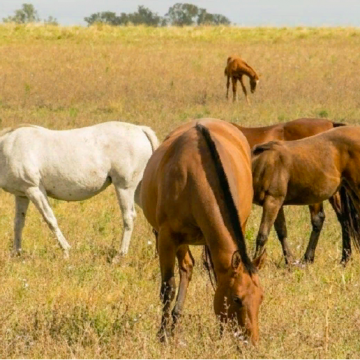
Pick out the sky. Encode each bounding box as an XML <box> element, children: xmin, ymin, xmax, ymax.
<box><xmin>1</xmin><ymin>0</ymin><xmax>360</xmax><ymax>26</ymax></box>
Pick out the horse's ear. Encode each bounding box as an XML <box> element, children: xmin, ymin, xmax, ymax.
<box><xmin>231</xmin><ymin>250</ymin><xmax>242</xmax><ymax>270</ymax></box>
<box><xmin>253</xmin><ymin>249</ymin><xmax>267</xmax><ymax>270</ymax></box>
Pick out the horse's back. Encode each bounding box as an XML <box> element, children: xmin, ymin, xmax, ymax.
<box><xmin>141</xmin><ymin>119</ymin><xmax>252</xmax><ymax>235</ymax></box>
<box><xmin>0</xmin><ymin>121</ymin><xmax>154</xmax><ymax>200</ymax></box>
<box><xmin>282</xmin><ymin>118</ymin><xmax>337</xmax><ymax>141</ymax></box>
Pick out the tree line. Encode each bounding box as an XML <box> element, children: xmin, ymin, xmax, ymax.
<box><xmin>3</xmin><ymin>3</ymin><xmax>58</xmax><ymax>25</ymax></box>
<box><xmin>2</xmin><ymin>3</ymin><xmax>230</xmax><ymax>27</ymax></box>
<box><xmin>85</xmin><ymin>3</ymin><xmax>230</xmax><ymax>27</ymax></box>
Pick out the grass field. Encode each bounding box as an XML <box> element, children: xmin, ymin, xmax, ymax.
<box><xmin>1</xmin><ymin>24</ymin><xmax>360</xmax><ymax>358</ymax></box>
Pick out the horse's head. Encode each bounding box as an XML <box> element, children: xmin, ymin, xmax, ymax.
<box><xmin>250</xmin><ymin>77</ymin><xmax>259</xmax><ymax>94</ymax></box>
<box><xmin>214</xmin><ymin>250</ymin><xmax>266</xmax><ymax>344</ymax></box>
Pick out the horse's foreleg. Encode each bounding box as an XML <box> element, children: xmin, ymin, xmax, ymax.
<box><xmin>171</xmin><ymin>245</ymin><xmax>194</xmax><ymax>334</ymax></box>
<box><xmin>254</xmin><ymin>196</ymin><xmax>283</xmax><ymax>259</ymax></box>
<box><xmin>273</xmin><ymin>206</ymin><xmax>294</xmax><ymax>264</ymax></box>
<box><xmin>158</xmin><ymin>226</ymin><xmax>177</xmax><ymax>342</ymax></box>
<box><xmin>226</xmin><ymin>76</ymin><xmax>230</xmax><ymax>99</ymax></box>
<box><xmin>25</xmin><ymin>186</ymin><xmax>71</xmax><ymax>257</ymax></box>
<box><xmin>302</xmin><ymin>203</ymin><xmax>326</xmax><ymax>263</ymax></box>
<box><xmin>13</xmin><ymin>196</ymin><xmax>30</xmax><ymax>255</ymax></box>
<box><xmin>114</xmin><ymin>186</ymin><xmax>137</xmax><ymax>257</ymax></box>
<box><xmin>231</xmin><ymin>77</ymin><xmax>237</xmax><ymax>102</ymax></box>
<box><xmin>239</xmin><ymin>76</ymin><xmax>250</xmax><ymax>105</ymax></box>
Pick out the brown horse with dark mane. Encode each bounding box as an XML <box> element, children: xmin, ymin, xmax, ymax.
<box><xmin>141</xmin><ymin>118</ymin><xmax>265</xmax><ymax>344</ymax></box>
<box><xmin>232</xmin><ymin>118</ymin><xmax>346</xmax><ymax>264</ymax></box>
<box><xmin>225</xmin><ymin>55</ymin><xmax>259</xmax><ymax>104</ymax></box>
<box><xmin>251</xmin><ymin>125</ymin><xmax>360</xmax><ymax>265</ymax></box>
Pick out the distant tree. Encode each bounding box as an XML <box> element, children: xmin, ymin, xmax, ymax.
<box><xmin>85</xmin><ymin>6</ymin><xmax>165</xmax><ymax>27</ymax></box>
<box><xmin>84</xmin><ymin>12</ymin><xmax>121</xmax><ymax>26</ymax></box>
<box><xmin>166</xmin><ymin>3</ymin><xmax>230</xmax><ymax>26</ymax></box>
<box><xmin>44</xmin><ymin>16</ymin><xmax>59</xmax><ymax>26</ymax></box>
<box><xmin>118</xmin><ymin>13</ymin><xmax>131</xmax><ymax>25</ymax></box>
<box><xmin>197</xmin><ymin>8</ymin><xmax>214</xmax><ymax>25</ymax></box>
<box><xmin>84</xmin><ymin>3</ymin><xmax>229</xmax><ymax>28</ymax></box>
<box><xmin>3</xmin><ymin>3</ymin><xmax>40</xmax><ymax>23</ymax></box>
<box><xmin>166</xmin><ymin>3</ymin><xmax>199</xmax><ymax>26</ymax></box>
<box><xmin>211</xmin><ymin>14</ymin><xmax>230</xmax><ymax>25</ymax></box>
<box><xmin>128</xmin><ymin>6</ymin><xmax>164</xmax><ymax>26</ymax></box>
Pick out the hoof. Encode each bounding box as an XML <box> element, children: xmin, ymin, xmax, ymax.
<box><xmin>11</xmin><ymin>249</ymin><xmax>22</xmax><ymax>257</ymax></box>
<box><xmin>290</xmin><ymin>259</ymin><xmax>306</xmax><ymax>269</ymax></box>
<box><xmin>112</xmin><ymin>253</ymin><xmax>125</xmax><ymax>265</ymax></box>
<box><xmin>157</xmin><ymin>329</ymin><xmax>170</xmax><ymax>344</ymax></box>
<box><xmin>301</xmin><ymin>257</ymin><xmax>314</xmax><ymax>265</ymax></box>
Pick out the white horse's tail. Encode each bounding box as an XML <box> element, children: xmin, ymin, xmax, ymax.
<box><xmin>141</xmin><ymin>126</ymin><xmax>159</xmax><ymax>153</ymax></box>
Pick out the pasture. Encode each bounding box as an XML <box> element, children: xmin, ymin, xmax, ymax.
<box><xmin>1</xmin><ymin>24</ymin><xmax>360</xmax><ymax>358</ymax></box>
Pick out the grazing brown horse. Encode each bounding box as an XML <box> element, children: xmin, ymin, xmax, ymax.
<box><xmin>232</xmin><ymin>118</ymin><xmax>346</xmax><ymax>264</ymax></box>
<box><xmin>225</xmin><ymin>55</ymin><xmax>259</xmax><ymax>104</ymax></box>
<box><xmin>251</xmin><ymin>125</ymin><xmax>360</xmax><ymax>265</ymax></box>
<box><xmin>141</xmin><ymin>119</ymin><xmax>266</xmax><ymax>344</ymax></box>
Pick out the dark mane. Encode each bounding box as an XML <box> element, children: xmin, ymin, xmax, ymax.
<box><xmin>252</xmin><ymin>140</ymin><xmax>282</xmax><ymax>156</ymax></box>
<box><xmin>332</xmin><ymin>122</ymin><xmax>347</xmax><ymax>128</ymax></box>
<box><xmin>196</xmin><ymin>123</ymin><xmax>256</xmax><ymax>275</ymax></box>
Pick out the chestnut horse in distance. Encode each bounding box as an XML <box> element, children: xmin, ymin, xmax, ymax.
<box><xmin>225</xmin><ymin>55</ymin><xmax>259</xmax><ymax>104</ymax></box>
<box><xmin>141</xmin><ymin>119</ymin><xmax>265</xmax><ymax>344</ymax></box>
<box><xmin>232</xmin><ymin>118</ymin><xmax>346</xmax><ymax>264</ymax></box>
<box><xmin>252</xmin><ymin>125</ymin><xmax>360</xmax><ymax>265</ymax></box>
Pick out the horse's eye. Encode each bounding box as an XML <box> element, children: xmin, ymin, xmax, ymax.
<box><xmin>233</xmin><ymin>296</ymin><xmax>243</xmax><ymax>307</ymax></box>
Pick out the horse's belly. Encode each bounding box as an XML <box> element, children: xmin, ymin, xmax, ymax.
<box><xmin>285</xmin><ymin>180</ymin><xmax>338</xmax><ymax>205</ymax></box>
<box><xmin>43</xmin><ymin>175</ymin><xmax>112</xmax><ymax>201</ymax></box>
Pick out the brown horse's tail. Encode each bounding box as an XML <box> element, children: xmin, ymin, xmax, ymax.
<box><xmin>196</xmin><ymin>123</ymin><xmax>256</xmax><ymax>275</ymax></box>
<box><xmin>339</xmin><ymin>185</ymin><xmax>360</xmax><ymax>251</ymax></box>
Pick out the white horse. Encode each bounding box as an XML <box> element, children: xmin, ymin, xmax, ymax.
<box><xmin>0</xmin><ymin>121</ymin><xmax>159</xmax><ymax>259</ymax></box>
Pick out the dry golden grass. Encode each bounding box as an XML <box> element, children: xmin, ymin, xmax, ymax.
<box><xmin>1</xmin><ymin>24</ymin><xmax>360</xmax><ymax>358</ymax></box>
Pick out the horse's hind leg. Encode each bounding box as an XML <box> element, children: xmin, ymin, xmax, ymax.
<box><xmin>13</xmin><ymin>196</ymin><xmax>30</xmax><ymax>255</ymax></box>
<box><xmin>302</xmin><ymin>203</ymin><xmax>326</xmax><ymax>263</ymax></box>
<box><xmin>25</xmin><ymin>186</ymin><xmax>71</xmax><ymax>257</ymax></box>
<box><xmin>273</xmin><ymin>206</ymin><xmax>294</xmax><ymax>264</ymax></box>
<box><xmin>113</xmin><ymin>185</ymin><xmax>137</xmax><ymax>258</ymax></box>
<box><xmin>157</xmin><ymin>226</ymin><xmax>177</xmax><ymax>342</ymax></box>
<box><xmin>171</xmin><ymin>245</ymin><xmax>194</xmax><ymax>334</ymax></box>
<box><xmin>226</xmin><ymin>76</ymin><xmax>230</xmax><ymax>99</ymax></box>
<box><xmin>239</xmin><ymin>76</ymin><xmax>250</xmax><ymax>105</ymax></box>
<box><xmin>254</xmin><ymin>195</ymin><xmax>283</xmax><ymax>259</ymax></box>
<box><xmin>231</xmin><ymin>77</ymin><xmax>238</xmax><ymax>102</ymax></box>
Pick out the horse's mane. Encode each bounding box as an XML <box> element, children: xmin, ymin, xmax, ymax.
<box><xmin>196</xmin><ymin>123</ymin><xmax>256</xmax><ymax>276</ymax></box>
<box><xmin>0</xmin><ymin>124</ymin><xmax>42</xmax><ymax>138</ymax></box>
<box><xmin>252</xmin><ymin>140</ymin><xmax>283</xmax><ymax>156</ymax></box>
<box><xmin>242</xmin><ymin>60</ymin><xmax>258</xmax><ymax>78</ymax></box>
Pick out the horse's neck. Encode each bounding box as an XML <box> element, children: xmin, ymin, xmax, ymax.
<box><xmin>241</xmin><ymin>64</ymin><xmax>257</xmax><ymax>80</ymax></box>
<box><xmin>237</xmin><ymin>124</ymin><xmax>278</xmax><ymax>149</ymax></box>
